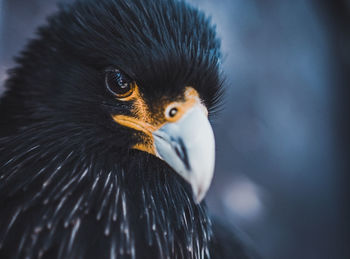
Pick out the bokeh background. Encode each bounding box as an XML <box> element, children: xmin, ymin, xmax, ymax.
<box><xmin>0</xmin><ymin>0</ymin><xmax>349</xmax><ymax>258</ymax></box>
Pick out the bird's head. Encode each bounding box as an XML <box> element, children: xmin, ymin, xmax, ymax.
<box><xmin>8</xmin><ymin>0</ymin><xmax>223</xmax><ymax>202</ymax></box>
<box><xmin>106</xmin><ymin>72</ymin><xmax>216</xmax><ymax>202</ymax></box>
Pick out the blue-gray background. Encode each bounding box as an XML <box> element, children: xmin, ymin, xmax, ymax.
<box><xmin>0</xmin><ymin>1</ymin><xmax>349</xmax><ymax>258</ymax></box>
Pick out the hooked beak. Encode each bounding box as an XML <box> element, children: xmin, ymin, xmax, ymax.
<box><xmin>152</xmin><ymin>104</ymin><xmax>215</xmax><ymax>203</ymax></box>
<box><xmin>112</xmin><ymin>86</ymin><xmax>215</xmax><ymax>202</ymax></box>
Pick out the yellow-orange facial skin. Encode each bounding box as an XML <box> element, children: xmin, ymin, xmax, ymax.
<box><xmin>112</xmin><ymin>84</ymin><xmax>206</xmax><ymax>155</ymax></box>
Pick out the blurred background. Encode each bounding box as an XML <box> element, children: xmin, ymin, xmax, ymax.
<box><xmin>0</xmin><ymin>0</ymin><xmax>349</xmax><ymax>258</ymax></box>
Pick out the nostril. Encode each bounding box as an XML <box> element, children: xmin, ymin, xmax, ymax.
<box><xmin>169</xmin><ymin>107</ymin><xmax>178</xmax><ymax>117</ymax></box>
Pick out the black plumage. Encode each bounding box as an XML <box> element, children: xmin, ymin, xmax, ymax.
<box><xmin>0</xmin><ymin>0</ymin><xmax>254</xmax><ymax>258</ymax></box>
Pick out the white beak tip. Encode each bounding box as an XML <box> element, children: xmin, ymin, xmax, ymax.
<box><xmin>191</xmin><ymin>183</ymin><xmax>208</xmax><ymax>204</ymax></box>
<box><xmin>193</xmin><ymin>191</ymin><xmax>204</xmax><ymax>204</ymax></box>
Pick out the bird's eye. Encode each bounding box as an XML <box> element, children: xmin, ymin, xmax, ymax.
<box><xmin>105</xmin><ymin>69</ymin><xmax>134</xmax><ymax>98</ymax></box>
<box><xmin>169</xmin><ymin>107</ymin><xmax>178</xmax><ymax>117</ymax></box>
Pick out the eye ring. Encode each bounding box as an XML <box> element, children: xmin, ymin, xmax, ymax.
<box><xmin>105</xmin><ymin>68</ymin><xmax>134</xmax><ymax>98</ymax></box>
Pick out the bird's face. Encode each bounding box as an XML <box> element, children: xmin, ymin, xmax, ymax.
<box><xmin>103</xmin><ymin>68</ymin><xmax>215</xmax><ymax>202</ymax></box>
<box><xmin>24</xmin><ymin>0</ymin><xmax>222</xmax><ymax>203</ymax></box>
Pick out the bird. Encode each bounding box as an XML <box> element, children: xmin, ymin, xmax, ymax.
<box><xmin>0</xmin><ymin>0</ymin><xmax>255</xmax><ymax>258</ymax></box>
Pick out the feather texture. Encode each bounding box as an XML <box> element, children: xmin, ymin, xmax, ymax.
<box><xmin>0</xmin><ymin>0</ymin><xmax>253</xmax><ymax>258</ymax></box>
<box><xmin>0</xmin><ymin>129</ymin><xmax>212</xmax><ymax>258</ymax></box>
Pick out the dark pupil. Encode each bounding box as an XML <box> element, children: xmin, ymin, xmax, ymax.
<box><xmin>169</xmin><ymin>107</ymin><xmax>178</xmax><ymax>117</ymax></box>
<box><xmin>106</xmin><ymin>70</ymin><xmax>131</xmax><ymax>95</ymax></box>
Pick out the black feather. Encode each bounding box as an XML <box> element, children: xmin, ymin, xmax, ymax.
<box><xmin>0</xmin><ymin>0</ymin><xmax>253</xmax><ymax>258</ymax></box>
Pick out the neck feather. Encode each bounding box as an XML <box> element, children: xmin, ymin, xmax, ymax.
<box><xmin>0</xmin><ymin>131</ymin><xmax>212</xmax><ymax>259</ymax></box>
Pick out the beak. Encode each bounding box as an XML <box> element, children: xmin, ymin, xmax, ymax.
<box><xmin>152</xmin><ymin>104</ymin><xmax>215</xmax><ymax>203</ymax></box>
